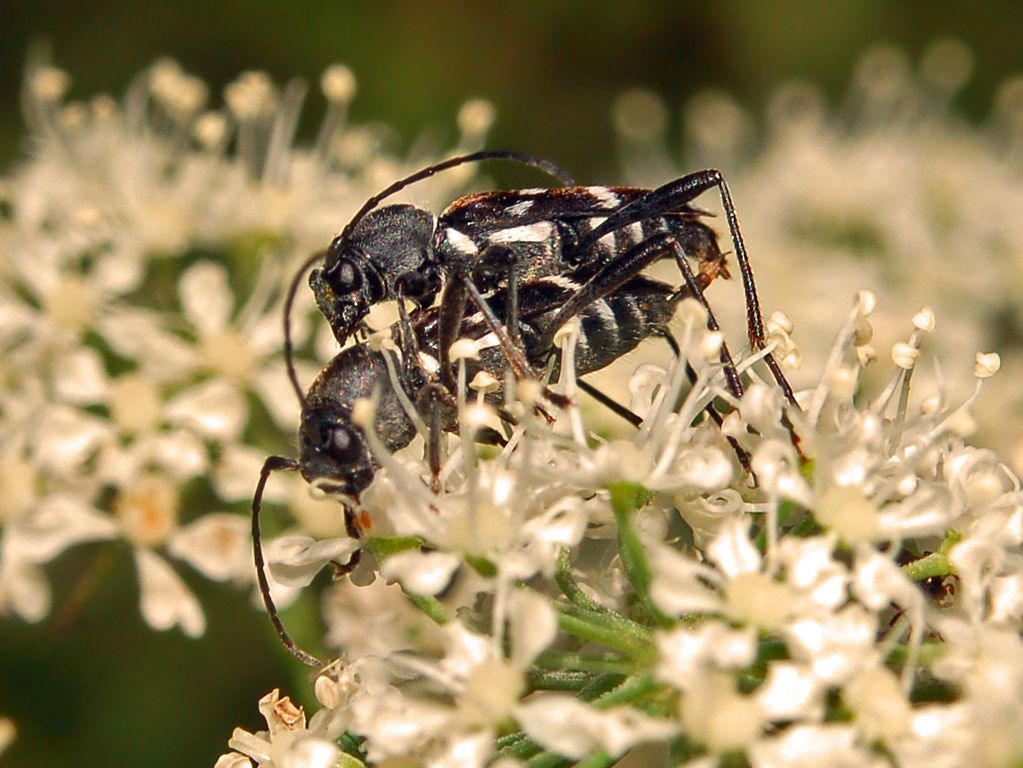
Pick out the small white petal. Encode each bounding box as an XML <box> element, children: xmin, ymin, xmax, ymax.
<box><xmin>751</xmin><ymin>441</ymin><xmax>811</xmax><ymax>505</ymax></box>
<box><xmin>379</xmin><ymin>550</ymin><xmax>461</xmax><ymax>596</ymax></box>
<box><xmin>852</xmin><ymin>548</ymin><xmax>920</xmax><ymax>612</ymax></box>
<box><xmin>214</xmin><ymin>444</ymin><xmax>280</xmax><ymax>503</ymax></box>
<box><xmin>168</xmin><ymin>513</ymin><xmax>251</xmax><ymax>582</ymax></box>
<box><xmin>987</xmin><ymin>574</ymin><xmax>1023</xmax><ymax>624</ymax></box>
<box><xmin>166</xmin><ymin>379</ymin><xmax>246</xmax><ymax>440</ymax></box>
<box><xmin>34</xmin><ymin>406</ymin><xmax>112</xmax><ymax>474</ymax></box>
<box><xmin>144</xmin><ymin>429</ymin><xmax>209</xmax><ymax>479</ymax></box>
<box><xmin>785</xmin><ymin>605</ymin><xmax>878</xmax><ymax>684</ymax></box>
<box><xmin>135</xmin><ymin>549</ymin><xmax>206</xmax><ymax>637</ymax></box>
<box><xmin>97</xmin><ymin>309</ymin><xmax>195</xmax><ymax>379</ymax></box>
<box><xmin>213</xmin><ymin>753</ymin><xmax>253</xmax><ymax>768</ymax></box>
<box><xmin>706</xmin><ymin>517</ymin><xmax>761</xmax><ymax>577</ymax></box>
<box><xmin>649</xmin><ymin>544</ymin><xmax>722</xmax><ymax>616</ymax></box>
<box><xmin>179</xmin><ymin>261</ymin><xmax>233</xmax><ymax>333</ymax></box>
<box><xmin>756</xmin><ymin>662</ymin><xmax>823</xmax><ymax>720</ymax></box>
<box><xmin>13</xmin><ymin>494</ymin><xmax>118</xmax><ymax>562</ymax></box>
<box><xmin>515</xmin><ymin>696</ymin><xmax>677</xmax><ymax>759</ymax></box>
<box><xmin>843</xmin><ymin>664</ymin><xmax>912</xmax><ymax>742</ymax></box>
<box><xmin>749</xmin><ymin>724</ymin><xmax>878</xmax><ymax>768</ymax></box>
<box><xmin>0</xmin><ymin>550</ymin><xmax>51</xmax><ymax>622</ymax></box>
<box><xmin>279</xmin><ymin>736</ymin><xmax>341</xmax><ymax>768</ymax></box>
<box><xmin>508</xmin><ymin>589</ymin><xmax>557</xmax><ymax>669</ymax></box>
<box><xmin>431</xmin><ymin>731</ymin><xmax>492</xmax><ymax>768</ymax></box>
<box><xmin>252</xmin><ymin>365</ymin><xmax>303</xmax><ymax>430</ymax></box>
<box><xmin>266</xmin><ymin>535</ymin><xmax>359</xmax><ymax>588</ymax></box>
<box><xmin>656</xmin><ymin>623</ymin><xmax>756</xmax><ymax>690</ymax></box>
<box><xmin>56</xmin><ymin>347</ymin><xmax>108</xmax><ymax>404</ymax></box>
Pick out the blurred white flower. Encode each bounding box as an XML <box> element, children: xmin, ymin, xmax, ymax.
<box><xmin>217</xmin><ymin>689</ymin><xmax>341</xmax><ymax>768</ymax></box>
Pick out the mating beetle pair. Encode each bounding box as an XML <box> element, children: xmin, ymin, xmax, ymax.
<box><xmin>255</xmin><ymin>151</ymin><xmax>792</xmax><ymax>665</ymax></box>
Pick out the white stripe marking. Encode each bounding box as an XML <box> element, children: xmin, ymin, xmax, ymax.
<box><xmin>589</xmin><ymin>187</ymin><xmax>622</xmax><ymax>208</ymax></box>
<box><xmin>506</xmin><ymin>200</ymin><xmax>535</xmax><ymax>216</ymax></box>
<box><xmin>489</xmin><ymin>221</ymin><xmax>555</xmax><ymax>244</ymax></box>
<box><xmin>445</xmin><ymin>228</ymin><xmax>479</xmax><ymax>256</ymax></box>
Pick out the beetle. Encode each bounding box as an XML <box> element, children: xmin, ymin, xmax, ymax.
<box><xmin>254</xmin><ymin>265</ymin><xmax>724</xmax><ymax>667</ymax></box>
<box><xmin>284</xmin><ymin>151</ymin><xmax>793</xmax><ymax>408</ymax></box>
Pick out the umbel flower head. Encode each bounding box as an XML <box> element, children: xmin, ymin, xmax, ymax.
<box><xmin>215</xmin><ymin>287</ymin><xmax>1022</xmax><ymax>768</ymax></box>
<box><xmin>612</xmin><ymin>39</ymin><xmax>1023</xmax><ymax>467</ymax></box>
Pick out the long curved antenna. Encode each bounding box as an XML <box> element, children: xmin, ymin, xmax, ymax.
<box><xmin>252</xmin><ymin>455</ymin><xmax>323</xmax><ymax>668</ymax></box>
<box><xmin>282</xmin><ymin>151</ymin><xmax>575</xmax><ymax>404</ymax></box>
<box><xmin>284</xmin><ymin>249</ymin><xmax>327</xmax><ymax>405</ymax></box>
<box><xmin>333</xmin><ymin>150</ymin><xmax>576</xmax><ymax>262</ymax></box>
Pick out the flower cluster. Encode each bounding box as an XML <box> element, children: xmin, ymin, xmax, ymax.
<box><xmin>1</xmin><ymin>49</ymin><xmax>1021</xmax><ymax>768</ymax></box>
<box><xmin>0</xmin><ymin>58</ymin><xmax>492</xmax><ymax>636</ymax></box>
<box><xmin>217</xmin><ymin>293</ymin><xmax>1022</xmax><ymax>767</ymax></box>
<box><xmin>612</xmin><ymin>39</ymin><xmax>1023</xmax><ymax>466</ymax></box>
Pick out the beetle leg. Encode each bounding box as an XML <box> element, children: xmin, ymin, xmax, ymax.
<box><xmin>577</xmin><ymin>168</ymin><xmax>796</xmax><ymax>406</ymax></box>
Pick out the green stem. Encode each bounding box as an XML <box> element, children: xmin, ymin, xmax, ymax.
<box><xmin>499</xmin><ymin>732</ymin><xmax>544</xmax><ymax>760</ymax></box>
<box><xmin>556</xmin><ymin>598</ymin><xmax>652</xmax><ymax>644</ymax></box>
<box><xmin>788</xmin><ymin>514</ymin><xmax>821</xmax><ymax>537</ymax></box>
<box><xmin>555</xmin><ymin>547</ymin><xmax>614</xmax><ymax>615</ymax></box>
<box><xmin>556</xmin><ymin>607</ymin><xmax>652</xmax><ymax>658</ymax></box>
<box><xmin>579</xmin><ymin>673</ymin><xmax>626</xmax><ymax>702</ymax></box>
<box><xmin>575</xmin><ymin>751</ymin><xmax>615</xmax><ymax>768</ymax></box>
<box><xmin>534</xmin><ymin>650</ymin><xmax>634</xmax><ymax>675</ymax></box>
<box><xmin>885</xmin><ymin>640</ymin><xmax>946</xmax><ymax>667</ymax></box>
<box><xmin>525</xmin><ymin>752</ymin><xmax>570</xmax><ymax>768</ymax></box>
<box><xmin>607</xmin><ymin>482</ymin><xmax>673</xmax><ymax>628</ymax></box>
<box><xmin>901</xmin><ymin>550</ymin><xmax>955</xmax><ymax>581</ymax></box>
<box><xmin>901</xmin><ymin>530</ymin><xmax>963</xmax><ymax>581</ymax></box>
<box><xmin>525</xmin><ymin>669</ymin><xmax>593</xmax><ymax>692</ymax></box>
<box><xmin>756</xmin><ymin>638</ymin><xmax>789</xmax><ymax>663</ymax></box>
<box><xmin>591</xmin><ymin>673</ymin><xmax>659</xmax><ymax>710</ymax></box>
<box><xmin>365</xmin><ymin>535</ymin><xmax>423</xmax><ymax>561</ymax></box>
<box><xmin>402</xmin><ymin>589</ymin><xmax>449</xmax><ymax>624</ymax></box>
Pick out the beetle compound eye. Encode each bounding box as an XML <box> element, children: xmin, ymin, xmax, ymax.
<box><xmin>326</xmin><ymin>425</ymin><xmax>363</xmax><ymax>465</ymax></box>
<box><xmin>330</xmin><ymin>258</ymin><xmax>363</xmax><ymax>294</ymax></box>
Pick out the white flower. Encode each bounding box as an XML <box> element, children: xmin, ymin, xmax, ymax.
<box><xmin>135</xmin><ymin>548</ymin><xmax>205</xmax><ymax>638</ymax></box>
<box><xmin>749</xmin><ymin>724</ymin><xmax>886</xmax><ymax>768</ymax></box>
<box><xmin>514</xmin><ymin>695</ymin><xmax>678</xmax><ymax>760</ymax></box>
<box><xmin>0</xmin><ymin>717</ymin><xmax>15</xmax><ymax>759</ymax></box>
<box><xmin>218</xmin><ymin>689</ymin><xmax>341</xmax><ymax>768</ymax></box>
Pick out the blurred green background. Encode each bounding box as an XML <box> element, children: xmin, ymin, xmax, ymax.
<box><xmin>1</xmin><ymin>2</ymin><xmax>1021</xmax><ymax>767</ymax></box>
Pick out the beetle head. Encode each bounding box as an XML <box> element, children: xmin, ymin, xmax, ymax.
<box><xmin>298</xmin><ymin>402</ymin><xmax>375</xmax><ymax>500</ymax></box>
<box><xmin>311</xmin><ymin>205</ymin><xmax>438</xmax><ymax>345</ymax></box>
